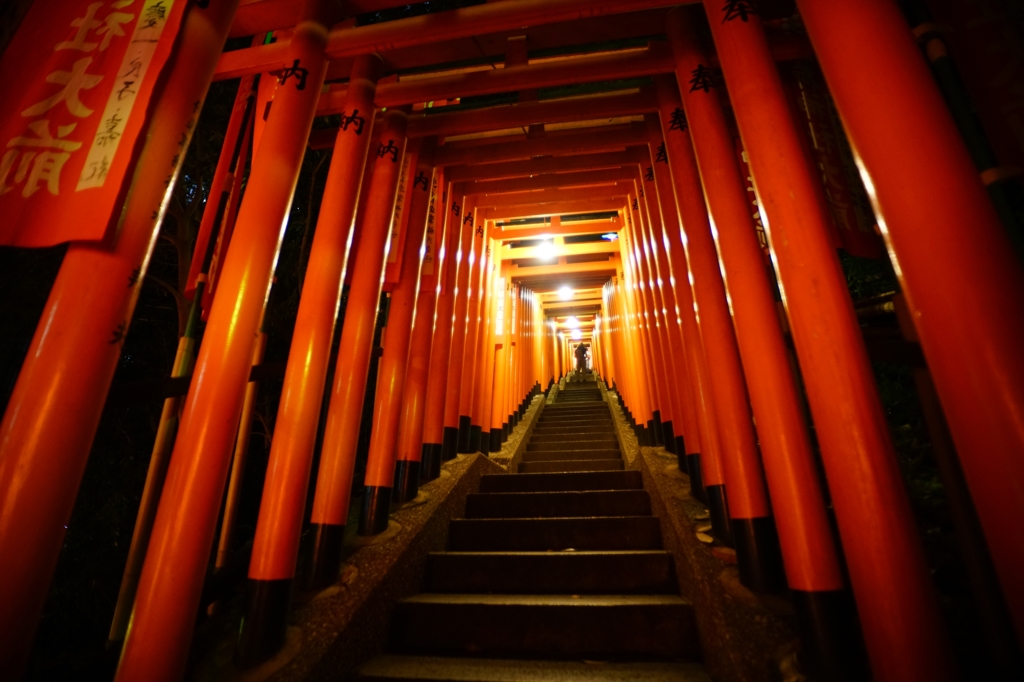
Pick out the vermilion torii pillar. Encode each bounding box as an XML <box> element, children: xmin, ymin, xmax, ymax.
<box><xmin>634</xmin><ymin>160</ymin><xmax>693</xmax><ymax>458</ymax></box>
<box><xmin>663</xmin><ymin>12</ymin><xmax>856</xmax><ymax>667</ymax></box>
<box><xmin>361</xmin><ymin>139</ymin><xmax>436</xmax><ymax>535</ymax></box>
<box><xmin>797</xmin><ymin>0</ymin><xmax>1024</xmax><ymax>647</ymax></box>
<box><xmin>646</xmin><ymin>115</ymin><xmax>784</xmax><ymax>590</ymax></box>
<box><xmin>628</xmin><ymin>175</ymin><xmax>675</xmax><ymax>447</ymax></box>
<box><xmin>395</xmin><ymin>166</ymin><xmax>443</xmax><ymax>502</ymax></box>
<box><xmin>307</xmin><ymin>106</ymin><xmax>410</xmax><ymax>589</ymax></box>
<box><xmin>234</xmin><ymin>53</ymin><xmax>383</xmax><ymax>667</ymax></box>
<box><xmin>115</xmin><ymin>2</ymin><xmax>331</xmax><ymax>679</ymax></box>
<box><xmin>459</xmin><ymin>217</ymin><xmax>489</xmax><ymax>453</ymax></box>
<box><xmin>449</xmin><ymin>197</ymin><xmax>482</xmax><ymax>454</ymax></box>
<box><xmin>697</xmin><ymin>1</ymin><xmax>955</xmax><ymax>678</ymax></box>
<box><xmin>420</xmin><ymin>182</ymin><xmax>464</xmax><ymax>477</ymax></box>
<box><xmin>489</xmin><ymin>276</ymin><xmax>511</xmax><ymax>451</ymax></box>
<box><xmin>0</xmin><ymin>2</ymin><xmax>241</xmax><ymax>676</ymax></box>
<box><xmin>632</xmin><ymin>159</ymin><xmax>701</xmax><ymax>473</ymax></box>
<box><xmin>472</xmin><ymin>243</ymin><xmax>499</xmax><ymax>453</ymax></box>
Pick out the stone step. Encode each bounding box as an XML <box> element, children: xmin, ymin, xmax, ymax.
<box><xmin>447</xmin><ymin>516</ymin><xmax>662</xmax><ymax>551</ymax></box>
<box><xmin>478</xmin><ymin>470</ymin><xmax>643</xmax><ymax>493</ymax></box>
<box><xmin>544</xmin><ymin>404</ymin><xmax>609</xmax><ymax>413</ymax></box>
<box><xmin>521</xmin><ymin>448</ymin><xmax>622</xmax><ymax>462</ymax></box>
<box><xmin>535</xmin><ymin>420</ymin><xmax>613</xmax><ymax>431</ymax></box>
<box><xmin>539</xmin><ymin>410</ymin><xmax>609</xmax><ymax>420</ymax></box>
<box><xmin>527</xmin><ymin>437</ymin><xmax>618</xmax><ymax>451</ymax></box>
<box><xmin>519</xmin><ymin>459</ymin><xmax>625</xmax><ymax>473</ymax></box>
<box><xmin>540</xmin><ymin>412</ymin><xmax>611</xmax><ymax>421</ymax></box>
<box><xmin>425</xmin><ymin>550</ymin><xmax>675</xmax><ymax>594</ymax></box>
<box><xmin>357</xmin><ymin>656</ymin><xmax>712</xmax><ymax>682</ymax></box>
<box><xmin>464</xmin><ymin>490</ymin><xmax>650</xmax><ymax>519</ymax></box>
<box><xmin>534</xmin><ymin>422</ymin><xmax>613</xmax><ymax>432</ymax></box>
<box><xmin>530</xmin><ymin>426</ymin><xmax>616</xmax><ymax>438</ymax></box>
<box><xmin>390</xmin><ymin>594</ymin><xmax>698</xmax><ymax>658</ymax></box>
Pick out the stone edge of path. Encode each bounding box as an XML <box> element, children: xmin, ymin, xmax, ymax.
<box><xmin>602</xmin><ymin>384</ymin><xmax>803</xmax><ymax>682</ymax></box>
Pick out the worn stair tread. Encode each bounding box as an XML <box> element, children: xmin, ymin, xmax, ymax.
<box><xmin>448</xmin><ymin>516</ymin><xmax>663</xmax><ymax>551</ymax></box>
<box><xmin>391</xmin><ymin>594</ymin><xmax>697</xmax><ymax>657</ymax></box>
<box><xmin>519</xmin><ymin>459</ymin><xmax>626</xmax><ymax>473</ymax></box>
<box><xmin>426</xmin><ymin>550</ymin><xmax>676</xmax><ymax>594</ymax></box>
<box><xmin>478</xmin><ymin>470</ymin><xmax>642</xmax><ymax>493</ymax></box>
<box><xmin>357</xmin><ymin>655</ymin><xmax>712</xmax><ymax>682</ymax></box>
<box><xmin>402</xmin><ymin>593</ymin><xmax>689</xmax><ymax>606</ymax></box>
<box><xmin>522</xmin><ymin>449</ymin><xmax>622</xmax><ymax>462</ymax></box>
<box><xmin>531</xmin><ymin>427</ymin><xmax>615</xmax><ymax>435</ymax></box>
<box><xmin>465</xmin><ymin>490</ymin><xmax>650</xmax><ymax>519</ymax></box>
<box><xmin>528</xmin><ymin>436</ymin><xmax>617</xmax><ymax>446</ymax></box>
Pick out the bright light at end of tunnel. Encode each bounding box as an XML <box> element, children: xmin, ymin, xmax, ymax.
<box><xmin>571</xmin><ymin>329</ymin><xmax>582</xmax><ymax>340</ymax></box>
<box><xmin>538</xmin><ymin>240</ymin><xmax>556</xmax><ymax>260</ymax></box>
<box><xmin>565</xmin><ymin>316</ymin><xmax>579</xmax><ymax>329</ymax></box>
<box><xmin>558</xmin><ymin>286</ymin><xmax>573</xmax><ymax>301</ymax></box>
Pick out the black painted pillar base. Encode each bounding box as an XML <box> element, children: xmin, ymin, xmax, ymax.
<box><xmin>662</xmin><ymin>421</ymin><xmax>676</xmax><ymax>454</ymax></box>
<box><xmin>358</xmin><ymin>485</ymin><xmax>392</xmax><ymax>536</ymax></box>
<box><xmin>510</xmin><ymin>412</ymin><xmax>518</xmax><ymax>428</ymax></box>
<box><xmin>792</xmin><ymin>588</ymin><xmax>869</xmax><ymax>681</ymax></box>
<box><xmin>456</xmin><ymin>415</ymin><xmax>473</xmax><ymax>453</ymax></box>
<box><xmin>675</xmin><ymin>436</ymin><xmax>686</xmax><ymax>470</ymax></box>
<box><xmin>469</xmin><ymin>424</ymin><xmax>482</xmax><ymax>453</ymax></box>
<box><xmin>235</xmin><ymin>578</ymin><xmax>292</xmax><ymax>669</ymax></box>
<box><xmin>441</xmin><ymin>426</ymin><xmax>459</xmax><ymax>461</ymax></box>
<box><xmin>645</xmin><ymin>419</ymin><xmax>656</xmax><ymax>445</ymax></box>
<box><xmin>489</xmin><ymin>428</ymin><xmax>503</xmax><ymax>453</ymax></box>
<box><xmin>732</xmin><ymin>516</ymin><xmax>786</xmax><ymax>593</ymax></box>
<box><xmin>501</xmin><ymin>422</ymin><xmax>509</xmax><ymax>442</ymax></box>
<box><xmin>652</xmin><ymin>411</ymin><xmax>664</xmax><ymax>446</ymax></box>
<box><xmin>706</xmin><ymin>484</ymin><xmax>734</xmax><ymax>547</ymax></box>
<box><xmin>394</xmin><ymin>460</ymin><xmax>420</xmax><ymax>504</ymax></box>
<box><xmin>420</xmin><ymin>443</ymin><xmax>440</xmax><ymax>482</ymax></box>
<box><xmin>306</xmin><ymin>523</ymin><xmax>345</xmax><ymax>590</ymax></box>
<box><xmin>686</xmin><ymin>452</ymin><xmax>708</xmax><ymax>505</ymax></box>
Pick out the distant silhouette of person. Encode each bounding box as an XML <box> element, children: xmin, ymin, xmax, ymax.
<box><xmin>574</xmin><ymin>342</ymin><xmax>588</xmax><ymax>374</ymax></box>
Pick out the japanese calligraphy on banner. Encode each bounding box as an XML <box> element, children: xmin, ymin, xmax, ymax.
<box><xmin>0</xmin><ymin>0</ymin><xmax>185</xmax><ymax>247</ymax></box>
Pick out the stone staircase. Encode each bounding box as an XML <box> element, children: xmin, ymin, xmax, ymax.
<box><xmin>357</xmin><ymin>381</ymin><xmax>708</xmax><ymax>681</ymax></box>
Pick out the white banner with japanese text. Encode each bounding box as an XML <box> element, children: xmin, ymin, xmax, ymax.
<box><xmin>0</xmin><ymin>0</ymin><xmax>186</xmax><ymax>246</ymax></box>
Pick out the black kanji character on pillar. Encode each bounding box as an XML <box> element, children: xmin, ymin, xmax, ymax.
<box><xmin>632</xmin><ymin>198</ymin><xmax>639</xmax><ymax>211</ymax></box>
<box><xmin>126</xmin><ymin>267</ymin><xmax>141</xmax><ymax>288</ymax></box>
<box><xmin>668</xmin><ymin>107</ymin><xmax>687</xmax><ymax>132</ymax></box>
<box><xmin>722</xmin><ymin>0</ymin><xmax>757</xmax><ymax>22</ymax></box>
<box><xmin>645</xmin><ymin>166</ymin><xmax>654</xmax><ymax>182</ymax></box>
<box><xmin>452</xmin><ymin>201</ymin><xmax>461</xmax><ymax>217</ymax></box>
<box><xmin>340</xmin><ymin>109</ymin><xmax>366</xmax><ymax>135</ymax></box>
<box><xmin>414</xmin><ymin>170</ymin><xmax>429</xmax><ymax>191</ymax></box>
<box><xmin>476</xmin><ymin>225</ymin><xmax>484</xmax><ymax>237</ymax></box>
<box><xmin>377</xmin><ymin>139</ymin><xmax>399</xmax><ymax>162</ymax></box>
<box><xmin>689</xmin><ymin>64</ymin><xmax>717</xmax><ymax>93</ymax></box>
<box><xmin>275</xmin><ymin>59</ymin><xmax>309</xmax><ymax>90</ymax></box>
<box><xmin>463</xmin><ymin>214</ymin><xmax>473</xmax><ymax>226</ymax></box>
<box><xmin>655</xmin><ymin>142</ymin><xmax>668</xmax><ymax>164</ymax></box>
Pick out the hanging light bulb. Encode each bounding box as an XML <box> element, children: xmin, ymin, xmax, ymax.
<box><xmin>558</xmin><ymin>286</ymin><xmax>573</xmax><ymax>301</ymax></box>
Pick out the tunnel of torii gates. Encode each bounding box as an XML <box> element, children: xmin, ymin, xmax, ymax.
<box><xmin>0</xmin><ymin>0</ymin><xmax>1023</xmax><ymax>679</ymax></box>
